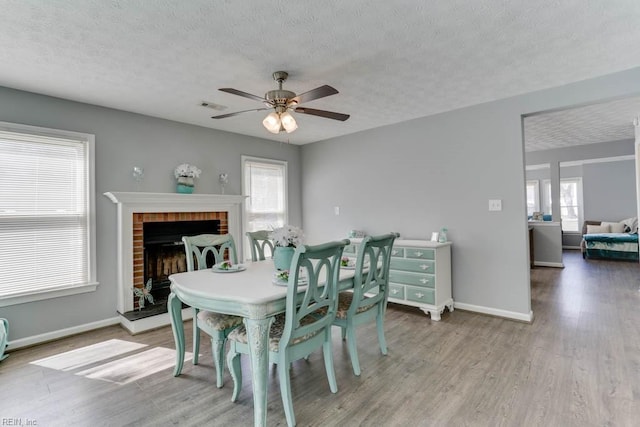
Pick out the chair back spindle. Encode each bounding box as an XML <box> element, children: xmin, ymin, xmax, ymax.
<box><xmin>246</xmin><ymin>230</ymin><xmax>275</xmax><ymax>261</ymax></box>
<box><xmin>182</xmin><ymin>233</ymin><xmax>238</xmax><ymax>271</ymax></box>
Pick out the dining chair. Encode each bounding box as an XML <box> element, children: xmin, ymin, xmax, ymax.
<box><xmin>333</xmin><ymin>232</ymin><xmax>398</xmax><ymax>376</ymax></box>
<box><xmin>246</xmin><ymin>230</ymin><xmax>275</xmax><ymax>261</ymax></box>
<box><xmin>182</xmin><ymin>233</ymin><xmax>243</xmax><ymax>388</ymax></box>
<box><xmin>227</xmin><ymin>239</ymin><xmax>349</xmax><ymax>427</ymax></box>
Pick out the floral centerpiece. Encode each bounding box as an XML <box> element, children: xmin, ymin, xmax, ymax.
<box><xmin>270</xmin><ymin>225</ymin><xmax>304</xmax><ymax>271</ymax></box>
<box><xmin>270</xmin><ymin>225</ymin><xmax>304</xmax><ymax>248</ymax></box>
<box><xmin>174</xmin><ymin>163</ymin><xmax>201</xmax><ymax>194</ymax></box>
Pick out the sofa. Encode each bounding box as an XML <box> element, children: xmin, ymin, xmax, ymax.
<box><xmin>580</xmin><ymin>218</ymin><xmax>639</xmax><ymax>261</ymax></box>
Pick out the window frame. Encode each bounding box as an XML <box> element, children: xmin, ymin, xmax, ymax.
<box><xmin>0</xmin><ymin>121</ymin><xmax>97</xmax><ymax>307</ymax></box>
<box><xmin>558</xmin><ymin>177</ymin><xmax>583</xmax><ymax>233</ymax></box>
<box><xmin>541</xmin><ymin>177</ymin><xmax>583</xmax><ymax>232</ymax></box>
<box><xmin>241</xmin><ymin>155</ymin><xmax>288</xmax><ymax>260</ymax></box>
<box><xmin>541</xmin><ymin>179</ymin><xmax>552</xmax><ymax>215</ymax></box>
<box><xmin>526</xmin><ymin>180</ymin><xmax>540</xmax><ymax>217</ymax></box>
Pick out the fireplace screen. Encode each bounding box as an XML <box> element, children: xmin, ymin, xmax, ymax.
<box><xmin>140</xmin><ymin>219</ymin><xmax>220</xmax><ymax>312</ymax></box>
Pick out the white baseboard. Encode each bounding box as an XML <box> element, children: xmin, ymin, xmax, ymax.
<box><xmin>6</xmin><ymin>308</ymin><xmax>194</xmax><ymax>350</ymax></box>
<box><xmin>533</xmin><ymin>261</ymin><xmax>564</xmax><ymax>268</ymax></box>
<box><xmin>7</xmin><ymin>316</ymin><xmax>121</xmax><ymax>351</ymax></box>
<box><xmin>454</xmin><ymin>302</ymin><xmax>534</xmax><ymax>323</ymax></box>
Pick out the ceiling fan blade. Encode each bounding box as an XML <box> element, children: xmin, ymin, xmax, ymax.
<box><xmin>294</xmin><ymin>107</ymin><xmax>350</xmax><ymax>121</ymax></box>
<box><xmin>291</xmin><ymin>85</ymin><xmax>339</xmax><ymax>105</ymax></box>
<box><xmin>212</xmin><ymin>108</ymin><xmax>270</xmax><ymax>119</ymax></box>
<box><xmin>219</xmin><ymin>88</ymin><xmax>266</xmax><ymax>103</ymax></box>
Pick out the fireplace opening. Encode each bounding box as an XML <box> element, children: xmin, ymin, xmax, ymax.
<box><xmin>124</xmin><ymin>219</ymin><xmax>220</xmax><ymax>321</ymax></box>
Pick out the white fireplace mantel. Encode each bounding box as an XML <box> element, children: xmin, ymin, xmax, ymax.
<box><xmin>104</xmin><ymin>191</ymin><xmax>246</xmax><ymax>333</ymax></box>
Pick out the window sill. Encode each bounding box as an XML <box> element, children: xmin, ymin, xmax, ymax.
<box><xmin>0</xmin><ymin>282</ymin><xmax>99</xmax><ymax>307</ymax></box>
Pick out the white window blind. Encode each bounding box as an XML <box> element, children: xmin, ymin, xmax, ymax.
<box><xmin>542</xmin><ymin>177</ymin><xmax>583</xmax><ymax>232</ymax></box>
<box><xmin>0</xmin><ymin>124</ymin><xmax>96</xmax><ymax>306</ymax></box>
<box><xmin>242</xmin><ymin>156</ymin><xmax>288</xmax><ymax>259</ymax></box>
<box><xmin>526</xmin><ymin>180</ymin><xmax>540</xmax><ymax>216</ymax></box>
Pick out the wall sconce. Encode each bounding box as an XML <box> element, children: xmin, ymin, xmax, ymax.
<box><xmin>219</xmin><ymin>173</ymin><xmax>229</xmax><ymax>194</ymax></box>
<box><xmin>132</xmin><ymin>166</ymin><xmax>144</xmax><ymax>190</ymax></box>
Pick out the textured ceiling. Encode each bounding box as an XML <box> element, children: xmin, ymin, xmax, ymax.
<box><xmin>1</xmin><ymin>1</ymin><xmax>640</xmax><ymax>146</ymax></box>
<box><xmin>524</xmin><ymin>96</ymin><xmax>640</xmax><ymax>152</ymax></box>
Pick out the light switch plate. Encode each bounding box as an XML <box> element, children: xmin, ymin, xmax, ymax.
<box><xmin>334</xmin><ymin>206</ymin><xmax>340</xmax><ymax>215</ymax></box>
<box><xmin>488</xmin><ymin>199</ymin><xmax>502</xmax><ymax>211</ymax></box>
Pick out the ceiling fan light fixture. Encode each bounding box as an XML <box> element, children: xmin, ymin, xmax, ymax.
<box><xmin>219</xmin><ymin>70</ymin><xmax>348</xmax><ymax>135</ymax></box>
<box><xmin>263</xmin><ymin>112</ymin><xmax>281</xmax><ymax>134</ymax></box>
<box><xmin>280</xmin><ymin>111</ymin><xmax>298</xmax><ymax>133</ymax></box>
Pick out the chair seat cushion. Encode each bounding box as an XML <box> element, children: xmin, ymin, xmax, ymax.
<box><xmin>197</xmin><ymin>310</ymin><xmax>243</xmax><ymax>331</ymax></box>
<box><xmin>228</xmin><ymin>314</ymin><xmax>319</xmax><ymax>352</ymax></box>
<box><xmin>334</xmin><ymin>292</ymin><xmax>375</xmax><ymax>319</ymax></box>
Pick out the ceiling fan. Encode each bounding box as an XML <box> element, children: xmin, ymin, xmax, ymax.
<box><xmin>211</xmin><ymin>71</ymin><xmax>350</xmax><ymax>134</ymax></box>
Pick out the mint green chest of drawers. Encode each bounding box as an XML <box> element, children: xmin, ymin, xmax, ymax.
<box><xmin>388</xmin><ymin>239</ymin><xmax>453</xmax><ymax>321</ymax></box>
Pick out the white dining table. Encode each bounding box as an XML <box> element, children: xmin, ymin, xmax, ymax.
<box><xmin>168</xmin><ymin>260</ymin><xmax>356</xmax><ymax>427</ymax></box>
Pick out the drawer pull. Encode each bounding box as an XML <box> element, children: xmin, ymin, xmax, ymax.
<box><xmin>420</xmin><ymin>264</ymin><xmax>429</xmax><ymax>270</ymax></box>
<box><xmin>392</xmin><ymin>250</ymin><xmax>398</xmax><ymax>255</ymax></box>
<box><xmin>391</xmin><ymin>289</ymin><xmax>399</xmax><ymax>294</ymax></box>
<box><xmin>415</xmin><ymin>292</ymin><xmax>425</xmax><ymax>298</ymax></box>
<box><xmin>420</xmin><ymin>278</ymin><xmax>429</xmax><ymax>284</ymax></box>
<box><xmin>415</xmin><ymin>251</ymin><xmax>423</xmax><ymax>256</ymax></box>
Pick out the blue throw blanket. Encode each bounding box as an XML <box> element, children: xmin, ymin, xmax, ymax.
<box><xmin>583</xmin><ymin>233</ymin><xmax>638</xmax><ymax>243</ymax></box>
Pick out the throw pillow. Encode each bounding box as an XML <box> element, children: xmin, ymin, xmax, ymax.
<box><xmin>601</xmin><ymin>221</ymin><xmax>625</xmax><ymax>233</ymax></box>
<box><xmin>620</xmin><ymin>217</ymin><xmax>638</xmax><ymax>234</ymax></box>
<box><xmin>586</xmin><ymin>224</ymin><xmax>610</xmax><ymax>234</ymax></box>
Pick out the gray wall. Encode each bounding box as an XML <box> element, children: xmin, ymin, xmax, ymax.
<box><xmin>583</xmin><ymin>159</ymin><xmax>637</xmax><ymax>221</ymax></box>
<box><xmin>0</xmin><ymin>86</ymin><xmax>302</xmax><ymax>341</ymax></box>
<box><xmin>301</xmin><ymin>67</ymin><xmax>640</xmax><ymax>318</ymax></box>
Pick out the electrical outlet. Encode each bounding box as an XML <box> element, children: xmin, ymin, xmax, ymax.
<box><xmin>334</xmin><ymin>206</ymin><xmax>340</xmax><ymax>215</ymax></box>
<box><xmin>488</xmin><ymin>199</ymin><xmax>502</xmax><ymax>211</ymax></box>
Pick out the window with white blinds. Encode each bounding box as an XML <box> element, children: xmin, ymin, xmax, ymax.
<box><xmin>242</xmin><ymin>156</ymin><xmax>288</xmax><ymax>260</ymax></box>
<box><xmin>0</xmin><ymin>122</ymin><xmax>97</xmax><ymax>307</ymax></box>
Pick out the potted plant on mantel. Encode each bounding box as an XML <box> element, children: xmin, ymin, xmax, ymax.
<box><xmin>174</xmin><ymin>163</ymin><xmax>201</xmax><ymax>194</ymax></box>
<box><xmin>270</xmin><ymin>225</ymin><xmax>304</xmax><ymax>271</ymax></box>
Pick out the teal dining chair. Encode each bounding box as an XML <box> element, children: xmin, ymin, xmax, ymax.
<box><xmin>182</xmin><ymin>233</ymin><xmax>243</xmax><ymax>388</ymax></box>
<box><xmin>227</xmin><ymin>239</ymin><xmax>349</xmax><ymax>427</ymax></box>
<box><xmin>0</xmin><ymin>318</ymin><xmax>8</xmax><ymax>361</ymax></box>
<box><xmin>246</xmin><ymin>230</ymin><xmax>275</xmax><ymax>261</ymax></box>
<box><xmin>333</xmin><ymin>232</ymin><xmax>398</xmax><ymax>376</ymax></box>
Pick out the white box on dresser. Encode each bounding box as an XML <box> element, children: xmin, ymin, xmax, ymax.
<box><xmin>347</xmin><ymin>238</ymin><xmax>453</xmax><ymax>321</ymax></box>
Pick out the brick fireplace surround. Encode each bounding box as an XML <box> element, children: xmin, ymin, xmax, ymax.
<box><xmin>132</xmin><ymin>211</ymin><xmax>228</xmax><ymax>308</ymax></box>
<box><xmin>105</xmin><ymin>192</ymin><xmax>245</xmax><ymax>333</ymax></box>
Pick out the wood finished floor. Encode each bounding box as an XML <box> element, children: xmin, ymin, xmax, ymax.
<box><xmin>1</xmin><ymin>250</ymin><xmax>639</xmax><ymax>426</ymax></box>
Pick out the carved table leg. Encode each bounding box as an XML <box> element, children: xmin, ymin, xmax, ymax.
<box><xmin>168</xmin><ymin>292</ymin><xmax>185</xmax><ymax>377</ymax></box>
<box><xmin>245</xmin><ymin>317</ymin><xmax>272</xmax><ymax>427</ymax></box>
